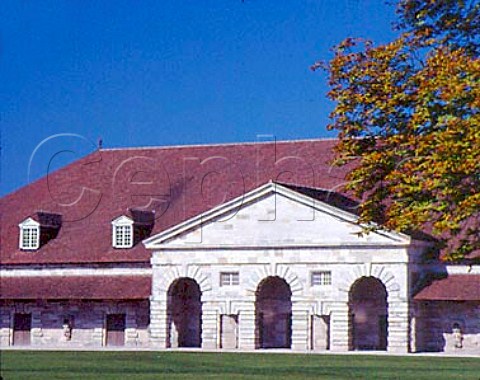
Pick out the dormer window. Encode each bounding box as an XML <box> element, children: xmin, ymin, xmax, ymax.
<box><xmin>19</xmin><ymin>218</ymin><xmax>40</xmax><ymax>250</ymax></box>
<box><xmin>115</xmin><ymin>225</ymin><xmax>132</xmax><ymax>247</ymax></box>
<box><xmin>18</xmin><ymin>213</ymin><xmax>62</xmax><ymax>251</ymax></box>
<box><xmin>112</xmin><ymin>216</ymin><xmax>134</xmax><ymax>248</ymax></box>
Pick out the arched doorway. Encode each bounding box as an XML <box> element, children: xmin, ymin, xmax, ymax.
<box><xmin>349</xmin><ymin>276</ymin><xmax>388</xmax><ymax>351</ymax></box>
<box><xmin>167</xmin><ymin>278</ymin><xmax>202</xmax><ymax>348</ymax></box>
<box><xmin>255</xmin><ymin>276</ymin><xmax>292</xmax><ymax>348</ymax></box>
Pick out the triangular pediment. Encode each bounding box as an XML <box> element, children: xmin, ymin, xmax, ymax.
<box><xmin>19</xmin><ymin>217</ymin><xmax>40</xmax><ymax>228</ymax></box>
<box><xmin>143</xmin><ymin>182</ymin><xmax>411</xmax><ymax>249</ymax></box>
<box><xmin>111</xmin><ymin>215</ymin><xmax>134</xmax><ymax>226</ymax></box>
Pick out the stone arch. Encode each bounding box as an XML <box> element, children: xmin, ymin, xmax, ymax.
<box><xmin>245</xmin><ymin>264</ymin><xmax>302</xmax><ymax>296</ymax></box>
<box><xmin>167</xmin><ymin>277</ymin><xmax>202</xmax><ymax>348</ymax></box>
<box><xmin>255</xmin><ymin>276</ymin><xmax>292</xmax><ymax>349</ymax></box>
<box><xmin>156</xmin><ymin>265</ymin><xmax>212</xmax><ymax>295</ymax></box>
<box><xmin>338</xmin><ymin>264</ymin><xmax>401</xmax><ymax>299</ymax></box>
<box><xmin>348</xmin><ymin>276</ymin><xmax>388</xmax><ymax>351</ymax></box>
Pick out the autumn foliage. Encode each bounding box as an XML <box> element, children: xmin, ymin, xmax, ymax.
<box><xmin>314</xmin><ymin>0</ymin><xmax>480</xmax><ymax>260</ymax></box>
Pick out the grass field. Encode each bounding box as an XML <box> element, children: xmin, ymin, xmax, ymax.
<box><xmin>1</xmin><ymin>351</ymin><xmax>479</xmax><ymax>380</ymax></box>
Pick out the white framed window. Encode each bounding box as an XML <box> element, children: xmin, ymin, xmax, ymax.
<box><xmin>220</xmin><ymin>272</ymin><xmax>240</xmax><ymax>286</ymax></box>
<box><xmin>111</xmin><ymin>216</ymin><xmax>134</xmax><ymax>248</ymax></box>
<box><xmin>311</xmin><ymin>271</ymin><xmax>332</xmax><ymax>286</ymax></box>
<box><xmin>18</xmin><ymin>218</ymin><xmax>40</xmax><ymax>250</ymax></box>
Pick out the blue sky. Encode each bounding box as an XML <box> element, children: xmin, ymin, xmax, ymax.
<box><xmin>1</xmin><ymin>0</ymin><xmax>399</xmax><ymax>196</ymax></box>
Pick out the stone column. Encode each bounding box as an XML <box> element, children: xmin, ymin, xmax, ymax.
<box><xmin>387</xmin><ymin>301</ymin><xmax>409</xmax><ymax>353</ymax></box>
<box><xmin>291</xmin><ymin>305</ymin><xmax>309</xmax><ymax>351</ymax></box>
<box><xmin>329</xmin><ymin>302</ymin><xmax>350</xmax><ymax>352</ymax></box>
<box><xmin>149</xmin><ymin>297</ymin><xmax>168</xmax><ymax>348</ymax></box>
<box><xmin>238</xmin><ymin>302</ymin><xmax>256</xmax><ymax>349</ymax></box>
<box><xmin>201</xmin><ymin>302</ymin><xmax>218</xmax><ymax>349</ymax></box>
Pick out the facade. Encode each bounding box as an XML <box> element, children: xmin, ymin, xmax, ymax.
<box><xmin>1</xmin><ymin>139</ymin><xmax>479</xmax><ymax>353</ymax></box>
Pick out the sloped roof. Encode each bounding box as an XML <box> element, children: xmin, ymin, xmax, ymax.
<box><xmin>414</xmin><ymin>275</ymin><xmax>480</xmax><ymax>301</ymax></box>
<box><xmin>1</xmin><ymin>139</ymin><xmax>352</xmax><ymax>265</ymax></box>
<box><xmin>0</xmin><ymin>276</ymin><xmax>151</xmax><ymax>300</ymax></box>
<box><xmin>281</xmin><ymin>183</ymin><xmax>360</xmax><ymax>216</ymax></box>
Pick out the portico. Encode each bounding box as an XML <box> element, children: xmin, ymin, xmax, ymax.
<box><xmin>145</xmin><ymin>182</ymin><xmax>412</xmax><ymax>352</ymax></box>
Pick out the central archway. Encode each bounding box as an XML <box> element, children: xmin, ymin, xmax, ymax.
<box><xmin>167</xmin><ymin>277</ymin><xmax>202</xmax><ymax>348</ymax></box>
<box><xmin>255</xmin><ymin>276</ymin><xmax>292</xmax><ymax>349</ymax></box>
<box><xmin>349</xmin><ymin>276</ymin><xmax>388</xmax><ymax>351</ymax></box>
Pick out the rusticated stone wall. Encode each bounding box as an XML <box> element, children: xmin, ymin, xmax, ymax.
<box><xmin>414</xmin><ymin>301</ymin><xmax>480</xmax><ymax>353</ymax></box>
<box><xmin>0</xmin><ymin>300</ymin><xmax>149</xmax><ymax>348</ymax></box>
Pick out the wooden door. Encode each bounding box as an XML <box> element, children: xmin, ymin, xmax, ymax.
<box><xmin>13</xmin><ymin>313</ymin><xmax>31</xmax><ymax>346</ymax></box>
<box><xmin>106</xmin><ymin>314</ymin><xmax>126</xmax><ymax>346</ymax></box>
<box><xmin>312</xmin><ymin>315</ymin><xmax>329</xmax><ymax>351</ymax></box>
<box><xmin>220</xmin><ymin>315</ymin><xmax>238</xmax><ymax>349</ymax></box>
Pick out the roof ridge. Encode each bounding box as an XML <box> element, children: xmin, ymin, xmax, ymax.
<box><xmin>99</xmin><ymin>137</ymin><xmax>338</xmax><ymax>152</ymax></box>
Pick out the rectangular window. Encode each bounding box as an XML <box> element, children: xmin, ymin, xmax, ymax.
<box><xmin>114</xmin><ymin>225</ymin><xmax>132</xmax><ymax>248</ymax></box>
<box><xmin>220</xmin><ymin>272</ymin><xmax>239</xmax><ymax>286</ymax></box>
<box><xmin>21</xmin><ymin>227</ymin><xmax>39</xmax><ymax>249</ymax></box>
<box><xmin>311</xmin><ymin>271</ymin><xmax>332</xmax><ymax>286</ymax></box>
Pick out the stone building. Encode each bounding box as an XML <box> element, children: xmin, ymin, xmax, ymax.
<box><xmin>1</xmin><ymin>139</ymin><xmax>479</xmax><ymax>353</ymax></box>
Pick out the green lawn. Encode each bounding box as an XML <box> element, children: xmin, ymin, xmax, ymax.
<box><xmin>1</xmin><ymin>351</ymin><xmax>479</xmax><ymax>380</ymax></box>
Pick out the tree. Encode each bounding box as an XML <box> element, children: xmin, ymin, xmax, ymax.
<box><xmin>313</xmin><ymin>0</ymin><xmax>480</xmax><ymax>260</ymax></box>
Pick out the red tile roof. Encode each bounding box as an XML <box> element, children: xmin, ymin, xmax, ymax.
<box><xmin>414</xmin><ymin>275</ymin><xmax>480</xmax><ymax>301</ymax></box>
<box><xmin>1</xmin><ymin>139</ymin><xmax>351</xmax><ymax>265</ymax></box>
<box><xmin>0</xmin><ymin>276</ymin><xmax>151</xmax><ymax>300</ymax></box>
